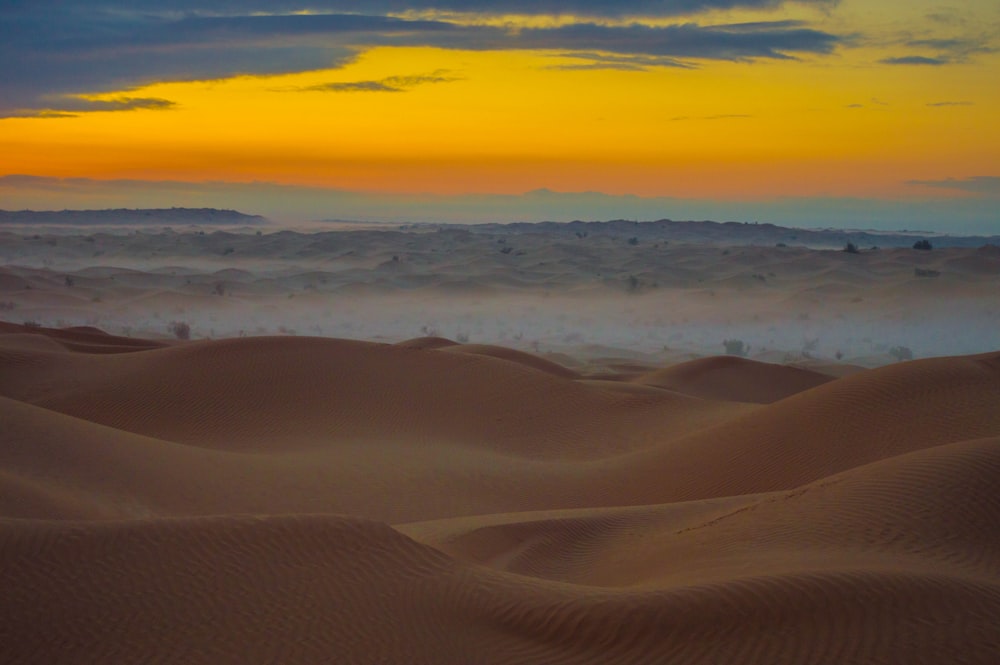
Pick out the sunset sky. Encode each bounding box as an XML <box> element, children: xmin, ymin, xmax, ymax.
<box><xmin>1</xmin><ymin>0</ymin><xmax>998</xmax><ymax>231</ymax></box>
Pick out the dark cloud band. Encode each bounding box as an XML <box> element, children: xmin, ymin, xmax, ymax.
<box><xmin>1</xmin><ymin>3</ymin><xmax>844</xmax><ymax>117</ymax></box>
<box><xmin>4</xmin><ymin>0</ymin><xmax>840</xmax><ymax>19</ymax></box>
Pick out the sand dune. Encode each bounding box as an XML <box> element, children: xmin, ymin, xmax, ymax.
<box><xmin>632</xmin><ymin>354</ymin><xmax>833</xmax><ymax>403</ymax></box>
<box><xmin>2</xmin><ymin>319</ymin><xmax>999</xmax><ymax>663</ymax></box>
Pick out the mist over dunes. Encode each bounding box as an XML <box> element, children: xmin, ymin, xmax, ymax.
<box><xmin>1</xmin><ymin>217</ymin><xmax>998</xmax><ymax>363</ymax></box>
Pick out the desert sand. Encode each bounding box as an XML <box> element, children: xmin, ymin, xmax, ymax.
<box><xmin>2</xmin><ymin>224</ymin><xmax>1000</xmax><ymax>663</ymax></box>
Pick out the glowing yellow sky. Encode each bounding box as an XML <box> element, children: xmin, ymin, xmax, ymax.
<box><xmin>2</xmin><ymin>1</ymin><xmax>998</xmax><ymax>202</ymax></box>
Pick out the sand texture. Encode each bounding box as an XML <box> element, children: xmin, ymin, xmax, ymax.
<box><xmin>2</xmin><ymin>321</ymin><xmax>1000</xmax><ymax>664</ymax></box>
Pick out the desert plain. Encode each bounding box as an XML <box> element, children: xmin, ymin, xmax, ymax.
<box><xmin>2</xmin><ymin>216</ymin><xmax>1000</xmax><ymax>663</ymax></box>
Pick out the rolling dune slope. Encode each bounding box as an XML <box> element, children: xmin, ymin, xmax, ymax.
<box><xmin>2</xmin><ymin>324</ymin><xmax>999</xmax><ymax>664</ymax></box>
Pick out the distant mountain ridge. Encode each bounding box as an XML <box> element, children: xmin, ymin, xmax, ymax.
<box><xmin>456</xmin><ymin>219</ymin><xmax>1000</xmax><ymax>249</ymax></box>
<box><xmin>0</xmin><ymin>208</ymin><xmax>266</xmax><ymax>226</ymax></box>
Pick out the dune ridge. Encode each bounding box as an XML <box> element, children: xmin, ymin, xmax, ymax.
<box><xmin>2</xmin><ymin>323</ymin><xmax>999</xmax><ymax>663</ymax></box>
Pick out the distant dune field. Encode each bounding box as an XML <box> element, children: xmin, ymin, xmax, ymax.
<box><xmin>1</xmin><ymin>225</ymin><xmax>998</xmax><ymax>363</ymax></box>
<box><xmin>2</xmin><ymin>321</ymin><xmax>999</xmax><ymax>664</ymax></box>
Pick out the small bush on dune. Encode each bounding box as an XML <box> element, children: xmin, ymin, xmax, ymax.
<box><xmin>889</xmin><ymin>345</ymin><xmax>913</xmax><ymax>362</ymax></box>
<box><xmin>169</xmin><ymin>321</ymin><xmax>191</xmax><ymax>340</ymax></box>
<box><xmin>913</xmin><ymin>239</ymin><xmax>933</xmax><ymax>251</ymax></box>
<box><xmin>723</xmin><ymin>339</ymin><xmax>748</xmax><ymax>357</ymax></box>
<box><xmin>842</xmin><ymin>242</ymin><xmax>859</xmax><ymax>254</ymax></box>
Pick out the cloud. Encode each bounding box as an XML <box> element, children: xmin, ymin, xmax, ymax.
<box><xmin>906</xmin><ymin>37</ymin><xmax>994</xmax><ymax>60</ymax></box>
<box><xmin>876</xmin><ymin>35</ymin><xmax>995</xmax><ymax>69</ymax></box>
<box><xmin>6</xmin><ymin>1</ymin><xmax>843</xmax><ymax>19</ymax></box>
<box><xmin>11</xmin><ymin>97</ymin><xmax>177</xmax><ymax>118</ymax></box>
<box><xmin>509</xmin><ymin>21</ymin><xmax>840</xmax><ymax>61</ymax></box>
<box><xmin>300</xmin><ymin>72</ymin><xmax>461</xmax><ymax>93</ymax></box>
<box><xmin>545</xmin><ymin>53</ymin><xmax>693</xmax><ymax>71</ymax></box>
<box><xmin>0</xmin><ymin>4</ymin><xmax>845</xmax><ymax>117</ymax></box>
<box><xmin>926</xmin><ymin>100</ymin><xmax>973</xmax><ymax>107</ymax></box>
<box><xmin>925</xmin><ymin>9</ymin><xmax>966</xmax><ymax>27</ymax></box>
<box><xmin>906</xmin><ymin>176</ymin><xmax>1000</xmax><ymax>196</ymax></box>
<box><xmin>879</xmin><ymin>55</ymin><xmax>949</xmax><ymax>65</ymax></box>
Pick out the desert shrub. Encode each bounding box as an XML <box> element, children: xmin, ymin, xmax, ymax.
<box><xmin>23</xmin><ymin>320</ymin><xmax>42</xmax><ymax>329</ymax></box>
<box><xmin>627</xmin><ymin>236</ymin><xmax>639</xmax><ymax>246</ymax></box>
<box><xmin>723</xmin><ymin>339</ymin><xmax>748</xmax><ymax>357</ymax></box>
<box><xmin>914</xmin><ymin>267</ymin><xmax>940</xmax><ymax>278</ymax></box>
<box><xmin>500</xmin><ymin>246</ymin><xmax>513</xmax><ymax>254</ymax></box>
<box><xmin>456</xmin><ymin>332</ymin><xmax>470</xmax><ymax>343</ymax></box>
<box><xmin>842</xmin><ymin>242</ymin><xmax>859</xmax><ymax>254</ymax></box>
<box><xmin>627</xmin><ymin>274</ymin><xmax>640</xmax><ymax>293</ymax></box>
<box><xmin>913</xmin><ymin>239</ymin><xmax>933</xmax><ymax>251</ymax></box>
<box><xmin>169</xmin><ymin>321</ymin><xmax>191</xmax><ymax>340</ymax></box>
<box><xmin>889</xmin><ymin>345</ymin><xmax>913</xmax><ymax>362</ymax></box>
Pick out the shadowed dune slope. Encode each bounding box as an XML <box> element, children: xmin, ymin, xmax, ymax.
<box><xmin>2</xmin><ymin>327</ymin><xmax>1000</xmax><ymax>664</ymax></box>
<box><xmin>0</xmin><ymin>321</ymin><xmax>164</xmax><ymax>353</ymax></box>
<box><xmin>406</xmin><ymin>437</ymin><xmax>1000</xmax><ymax>588</ymax></box>
<box><xmin>608</xmin><ymin>350</ymin><xmax>1000</xmax><ymax>504</ymax></box>
<box><xmin>0</xmin><ymin>335</ymin><xmax>749</xmax><ymax>458</ymax></box>
<box><xmin>440</xmin><ymin>342</ymin><xmax>580</xmax><ymax>378</ymax></box>
<box><xmin>633</xmin><ymin>355</ymin><xmax>834</xmax><ymax>403</ymax></box>
<box><xmin>3</xmin><ymin>439</ymin><xmax>999</xmax><ymax>664</ymax></box>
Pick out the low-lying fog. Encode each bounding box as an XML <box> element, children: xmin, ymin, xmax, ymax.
<box><xmin>2</xmin><ymin>227</ymin><xmax>997</xmax><ymax>366</ymax></box>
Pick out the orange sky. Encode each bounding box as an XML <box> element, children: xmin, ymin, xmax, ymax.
<box><xmin>0</xmin><ymin>0</ymin><xmax>997</xmax><ymax>227</ymax></box>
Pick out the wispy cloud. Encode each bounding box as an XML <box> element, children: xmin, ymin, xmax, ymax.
<box><xmin>545</xmin><ymin>53</ymin><xmax>693</xmax><ymax>71</ymax></box>
<box><xmin>8</xmin><ymin>97</ymin><xmax>177</xmax><ymax>119</ymax></box>
<box><xmin>300</xmin><ymin>72</ymin><xmax>461</xmax><ymax>93</ymax></box>
<box><xmin>878</xmin><ymin>33</ymin><xmax>996</xmax><ymax>68</ymax></box>
<box><xmin>906</xmin><ymin>37</ymin><xmax>995</xmax><ymax>61</ymax></box>
<box><xmin>907</xmin><ymin>176</ymin><xmax>1000</xmax><ymax>196</ymax></box>
<box><xmin>879</xmin><ymin>55</ymin><xmax>949</xmax><ymax>65</ymax></box>
<box><xmin>926</xmin><ymin>100</ymin><xmax>973</xmax><ymax>107</ymax></box>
